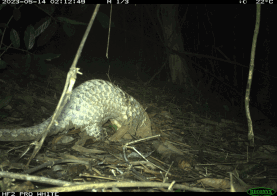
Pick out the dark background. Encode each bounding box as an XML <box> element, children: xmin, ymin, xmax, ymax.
<box><xmin>0</xmin><ymin>4</ymin><xmax>275</xmax><ymax>129</ymax></box>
